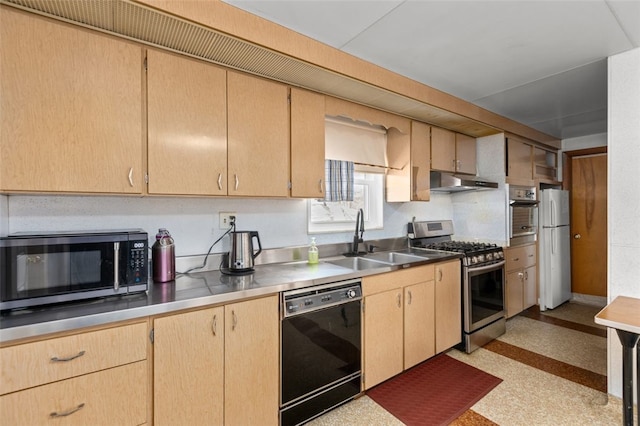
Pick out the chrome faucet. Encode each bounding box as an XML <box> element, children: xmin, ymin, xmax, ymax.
<box><xmin>352</xmin><ymin>208</ymin><xmax>365</xmax><ymax>255</ymax></box>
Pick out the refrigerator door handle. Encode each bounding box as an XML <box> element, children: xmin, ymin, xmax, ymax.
<box><xmin>551</xmin><ymin>228</ymin><xmax>557</xmax><ymax>254</ymax></box>
<box><xmin>550</xmin><ymin>199</ymin><xmax>556</xmax><ymax>226</ymax></box>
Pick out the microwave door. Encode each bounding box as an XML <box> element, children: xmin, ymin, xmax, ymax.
<box><xmin>16</xmin><ymin>252</ymin><xmax>71</xmax><ymax>294</ymax></box>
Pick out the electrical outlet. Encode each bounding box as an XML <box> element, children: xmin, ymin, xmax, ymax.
<box><xmin>219</xmin><ymin>212</ymin><xmax>236</xmax><ymax>229</ymax></box>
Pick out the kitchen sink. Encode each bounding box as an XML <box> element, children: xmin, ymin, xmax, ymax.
<box><xmin>364</xmin><ymin>251</ymin><xmax>427</xmax><ymax>265</ymax></box>
<box><xmin>325</xmin><ymin>257</ymin><xmax>389</xmax><ymax>271</ymax></box>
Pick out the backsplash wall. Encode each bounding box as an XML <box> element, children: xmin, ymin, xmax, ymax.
<box><xmin>2</xmin><ymin>194</ymin><xmax>454</xmax><ymax>257</ymax></box>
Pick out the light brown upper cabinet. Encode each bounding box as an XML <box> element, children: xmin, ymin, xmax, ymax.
<box><xmin>227</xmin><ymin>72</ymin><xmax>290</xmax><ymax>197</ymax></box>
<box><xmin>409</xmin><ymin>121</ymin><xmax>431</xmax><ymax>201</ymax></box>
<box><xmin>431</xmin><ymin>127</ymin><xmax>477</xmax><ymax>175</ymax></box>
<box><xmin>431</xmin><ymin>127</ymin><xmax>456</xmax><ymax>172</ymax></box>
<box><xmin>506</xmin><ymin>135</ymin><xmax>534</xmax><ymax>185</ymax></box>
<box><xmin>147</xmin><ymin>49</ymin><xmax>227</xmax><ymax>196</ymax></box>
<box><xmin>0</xmin><ymin>8</ymin><xmax>144</xmax><ymax>194</ymax></box>
<box><xmin>290</xmin><ymin>88</ymin><xmax>325</xmax><ymax>198</ymax></box>
<box><xmin>455</xmin><ymin>133</ymin><xmax>477</xmax><ymax>175</ymax></box>
<box><xmin>533</xmin><ymin>146</ymin><xmax>558</xmax><ymax>183</ymax></box>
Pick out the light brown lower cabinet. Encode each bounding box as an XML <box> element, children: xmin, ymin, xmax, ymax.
<box><xmin>404</xmin><ymin>280</ymin><xmax>436</xmax><ymax>368</ymax></box>
<box><xmin>505</xmin><ymin>243</ymin><xmax>537</xmax><ymax>317</ymax></box>
<box><xmin>152</xmin><ymin>295</ymin><xmax>279</xmax><ymax>426</ymax></box>
<box><xmin>0</xmin><ymin>359</ymin><xmax>147</xmax><ymax>426</ymax></box>
<box><xmin>363</xmin><ymin>263</ymin><xmax>456</xmax><ymax>390</ymax></box>
<box><xmin>434</xmin><ymin>259</ymin><xmax>462</xmax><ymax>353</ymax></box>
<box><xmin>362</xmin><ymin>287</ymin><xmax>405</xmax><ymax>389</ymax></box>
<box><xmin>153</xmin><ymin>306</ymin><xmax>225</xmax><ymax>425</ymax></box>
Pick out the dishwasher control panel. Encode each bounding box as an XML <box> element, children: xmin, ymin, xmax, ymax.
<box><xmin>282</xmin><ymin>279</ymin><xmax>362</xmax><ymax>317</ymax></box>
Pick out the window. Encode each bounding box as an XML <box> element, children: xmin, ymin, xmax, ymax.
<box><xmin>308</xmin><ymin>171</ymin><xmax>383</xmax><ymax>234</ymax></box>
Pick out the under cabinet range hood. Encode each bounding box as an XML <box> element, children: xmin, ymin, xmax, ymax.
<box><xmin>430</xmin><ymin>171</ymin><xmax>499</xmax><ymax>192</ymax></box>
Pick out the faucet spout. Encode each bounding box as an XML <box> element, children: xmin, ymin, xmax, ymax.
<box><xmin>352</xmin><ymin>208</ymin><xmax>364</xmax><ymax>255</ymax></box>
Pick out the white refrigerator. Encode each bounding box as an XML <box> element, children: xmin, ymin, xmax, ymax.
<box><xmin>539</xmin><ymin>189</ymin><xmax>572</xmax><ymax>310</ymax></box>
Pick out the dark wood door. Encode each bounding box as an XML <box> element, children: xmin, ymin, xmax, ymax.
<box><xmin>570</xmin><ymin>154</ymin><xmax>607</xmax><ymax>297</ymax></box>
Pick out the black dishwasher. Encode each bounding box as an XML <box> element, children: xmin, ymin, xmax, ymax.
<box><xmin>280</xmin><ymin>279</ymin><xmax>362</xmax><ymax>426</ymax></box>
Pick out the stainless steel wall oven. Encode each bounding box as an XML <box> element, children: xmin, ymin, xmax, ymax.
<box><xmin>509</xmin><ymin>185</ymin><xmax>539</xmax><ymax>246</ymax></box>
<box><xmin>280</xmin><ymin>279</ymin><xmax>362</xmax><ymax>426</ymax></box>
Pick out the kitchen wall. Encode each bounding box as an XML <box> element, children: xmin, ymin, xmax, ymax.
<box><xmin>562</xmin><ymin>133</ymin><xmax>607</xmax><ymax>151</ymax></box>
<box><xmin>607</xmin><ymin>46</ymin><xmax>640</xmax><ymax>400</ymax></box>
<box><xmin>558</xmin><ymin>132</ymin><xmax>607</xmax><ymax>181</ymax></box>
<box><xmin>453</xmin><ymin>133</ymin><xmax>509</xmax><ymax>245</ymax></box>
<box><xmin>2</xmin><ymin>193</ymin><xmax>454</xmax><ymax>257</ymax></box>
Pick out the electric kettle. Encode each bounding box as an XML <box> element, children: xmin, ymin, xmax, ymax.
<box><xmin>226</xmin><ymin>231</ymin><xmax>262</xmax><ymax>272</ymax></box>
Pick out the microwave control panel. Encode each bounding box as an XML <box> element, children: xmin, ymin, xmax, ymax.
<box><xmin>128</xmin><ymin>240</ymin><xmax>148</xmax><ymax>283</ymax></box>
<box><xmin>509</xmin><ymin>186</ymin><xmax>536</xmax><ymax>201</ymax></box>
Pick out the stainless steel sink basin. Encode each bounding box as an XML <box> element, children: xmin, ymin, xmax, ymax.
<box><xmin>364</xmin><ymin>251</ymin><xmax>427</xmax><ymax>265</ymax></box>
<box><xmin>325</xmin><ymin>257</ymin><xmax>389</xmax><ymax>271</ymax></box>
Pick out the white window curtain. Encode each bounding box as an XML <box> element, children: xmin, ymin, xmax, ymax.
<box><xmin>324</xmin><ymin>116</ymin><xmax>387</xmax><ymax>168</ymax></box>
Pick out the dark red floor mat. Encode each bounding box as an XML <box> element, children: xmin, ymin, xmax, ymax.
<box><xmin>367</xmin><ymin>353</ymin><xmax>502</xmax><ymax>426</ymax></box>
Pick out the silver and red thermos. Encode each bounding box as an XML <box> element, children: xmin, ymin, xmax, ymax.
<box><xmin>152</xmin><ymin>228</ymin><xmax>175</xmax><ymax>282</ymax></box>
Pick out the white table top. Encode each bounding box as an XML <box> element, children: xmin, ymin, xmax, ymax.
<box><xmin>595</xmin><ymin>296</ymin><xmax>640</xmax><ymax>335</ymax></box>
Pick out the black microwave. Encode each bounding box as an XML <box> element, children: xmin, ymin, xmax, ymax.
<box><xmin>0</xmin><ymin>229</ymin><xmax>148</xmax><ymax>311</ymax></box>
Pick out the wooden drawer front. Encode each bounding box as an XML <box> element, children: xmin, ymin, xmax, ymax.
<box><xmin>505</xmin><ymin>244</ymin><xmax>536</xmax><ymax>271</ymax></box>
<box><xmin>0</xmin><ymin>361</ymin><xmax>147</xmax><ymax>426</ymax></box>
<box><xmin>522</xmin><ymin>244</ymin><xmax>536</xmax><ymax>267</ymax></box>
<box><xmin>1</xmin><ymin>322</ymin><xmax>147</xmax><ymax>395</ymax></box>
<box><xmin>363</xmin><ymin>264</ymin><xmax>435</xmax><ymax>296</ymax></box>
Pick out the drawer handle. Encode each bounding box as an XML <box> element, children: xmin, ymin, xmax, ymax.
<box><xmin>512</xmin><ymin>257</ymin><xmax>520</xmax><ymax>261</ymax></box>
<box><xmin>50</xmin><ymin>403</ymin><xmax>85</xmax><ymax>418</ymax></box>
<box><xmin>51</xmin><ymin>350</ymin><xmax>86</xmax><ymax>363</ymax></box>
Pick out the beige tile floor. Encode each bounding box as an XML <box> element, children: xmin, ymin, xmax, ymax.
<box><xmin>308</xmin><ymin>302</ymin><xmax>625</xmax><ymax>426</ymax></box>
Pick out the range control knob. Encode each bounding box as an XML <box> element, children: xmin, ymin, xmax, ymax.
<box><xmin>346</xmin><ymin>289</ymin><xmax>357</xmax><ymax>299</ymax></box>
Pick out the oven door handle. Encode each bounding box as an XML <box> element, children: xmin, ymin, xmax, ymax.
<box><xmin>467</xmin><ymin>260</ymin><xmax>505</xmax><ymax>273</ymax></box>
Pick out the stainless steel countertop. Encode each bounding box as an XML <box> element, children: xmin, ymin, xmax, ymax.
<box><xmin>0</xmin><ymin>248</ymin><xmax>460</xmax><ymax>343</ymax></box>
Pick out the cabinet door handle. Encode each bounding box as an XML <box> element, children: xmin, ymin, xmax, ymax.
<box><xmin>518</xmin><ymin>272</ymin><xmax>524</xmax><ymax>281</ymax></box>
<box><xmin>407</xmin><ymin>290</ymin><xmax>412</xmax><ymax>305</ymax></box>
<box><xmin>217</xmin><ymin>173</ymin><xmax>223</xmax><ymax>191</ymax></box>
<box><xmin>128</xmin><ymin>167</ymin><xmax>134</xmax><ymax>187</ymax></box>
<box><xmin>232</xmin><ymin>310</ymin><xmax>238</xmax><ymax>330</ymax></box>
<box><xmin>51</xmin><ymin>350</ymin><xmax>86</xmax><ymax>363</ymax></box>
<box><xmin>524</xmin><ymin>271</ymin><xmax>528</xmax><ymax>280</ymax></box>
<box><xmin>319</xmin><ymin>179</ymin><xmax>323</xmax><ymax>194</ymax></box>
<box><xmin>234</xmin><ymin>174</ymin><xmax>239</xmax><ymax>191</ymax></box>
<box><xmin>438</xmin><ymin>269</ymin><xmax>443</xmax><ymax>282</ymax></box>
<box><xmin>513</xmin><ymin>257</ymin><xmax>520</xmax><ymax>262</ymax></box>
<box><xmin>50</xmin><ymin>403</ymin><xmax>85</xmax><ymax>418</ymax></box>
<box><xmin>212</xmin><ymin>314</ymin><xmax>217</xmax><ymax>336</ymax></box>
<box><xmin>397</xmin><ymin>293</ymin><xmax>402</xmax><ymax>308</ymax></box>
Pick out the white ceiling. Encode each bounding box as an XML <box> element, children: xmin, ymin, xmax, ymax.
<box><xmin>222</xmin><ymin>0</ymin><xmax>640</xmax><ymax>140</ymax></box>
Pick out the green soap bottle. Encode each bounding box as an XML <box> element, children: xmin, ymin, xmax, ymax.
<box><xmin>308</xmin><ymin>237</ymin><xmax>319</xmax><ymax>264</ymax></box>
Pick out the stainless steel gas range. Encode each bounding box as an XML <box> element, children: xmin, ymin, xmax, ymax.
<box><xmin>408</xmin><ymin>220</ymin><xmax>506</xmax><ymax>353</ymax></box>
